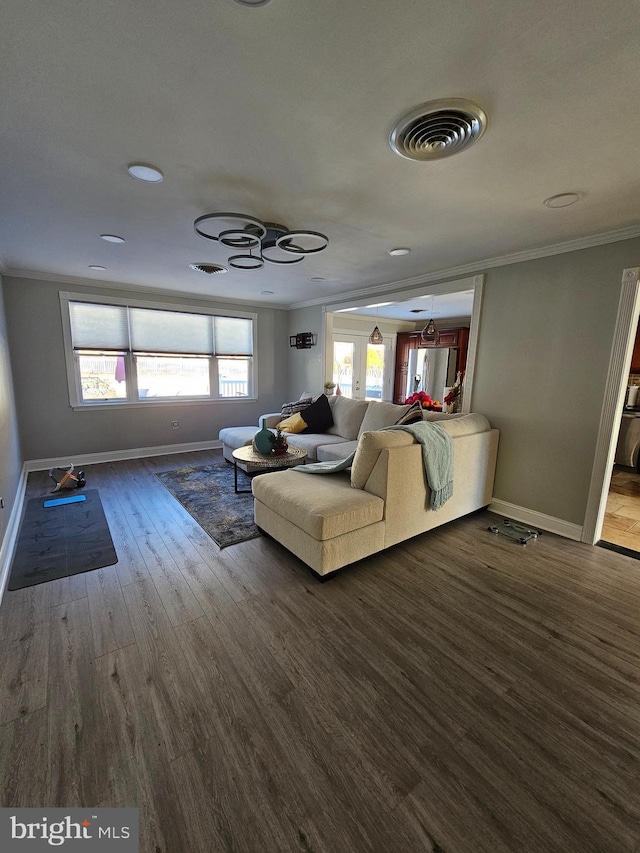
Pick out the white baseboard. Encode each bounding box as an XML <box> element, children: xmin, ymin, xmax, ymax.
<box><xmin>24</xmin><ymin>439</ymin><xmax>223</xmax><ymax>472</ymax></box>
<box><xmin>0</xmin><ymin>464</ymin><xmax>28</xmax><ymax>604</ymax></box>
<box><xmin>488</xmin><ymin>498</ymin><xmax>583</xmax><ymax>541</ymax></box>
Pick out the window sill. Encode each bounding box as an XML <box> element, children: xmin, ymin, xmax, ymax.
<box><xmin>71</xmin><ymin>397</ymin><xmax>258</xmax><ymax>412</ymax></box>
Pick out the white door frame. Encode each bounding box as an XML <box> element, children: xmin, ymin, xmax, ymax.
<box><xmin>583</xmin><ymin>266</ymin><xmax>640</xmax><ymax>543</ymax></box>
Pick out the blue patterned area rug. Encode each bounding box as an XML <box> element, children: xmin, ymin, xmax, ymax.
<box><xmin>9</xmin><ymin>488</ymin><xmax>117</xmax><ymax>590</ymax></box>
<box><xmin>155</xmin><ymin>457</ymin><xmax>261</xmax><ymax>548</ymax></box>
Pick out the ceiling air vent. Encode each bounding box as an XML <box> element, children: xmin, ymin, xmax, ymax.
<box><xmin>189</xmin><ymin>263</ymin><xmax>228</xmax><ymax>275</ymax></box>
<box><xmin>389</xmin><ymin>98</ymin><xmax>487</xmax><ymax>161</ymax></box>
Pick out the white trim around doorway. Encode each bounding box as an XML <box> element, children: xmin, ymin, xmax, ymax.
<box><xmin>583</xmin><ymin>267</ymin><xmax>640</xmax><ymax>544</ymax></box>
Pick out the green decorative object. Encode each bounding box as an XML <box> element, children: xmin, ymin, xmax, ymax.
<box><xmin>252</xmin><ymin>417</ymin><xmax>274</xmax><ymax>456</ymax></box>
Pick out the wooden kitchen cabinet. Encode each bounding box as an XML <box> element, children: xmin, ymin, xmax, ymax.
<box><xmin>631</xmin><ymin>322</ymin><xmax>640</xmax><ymax>373</ymax></box>
<box><xmin>393</xmin><ymin>327</ymin><xmax>470</xmax><ymax>404</ymax></box>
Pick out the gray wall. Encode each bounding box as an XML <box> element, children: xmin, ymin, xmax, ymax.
<box><xmin>3</xmin><ymin>277</ymin><xmax>289</xmax><ymax>460</ymax></box>
<box><xmin>0</xmin><ymin>275</ymin><xmax>23</xmax><ymax>548</ymax></box>
<box><xmin>472</xmin><ymin>238</ymin><xmax>640</xmax><ymax>525</ymax></box>
<box><xmin>287</xmin><ymin>306</ymin><xmax>325</xmax><ymax>399</ymax></box>
<box><xmin>294</xmin><ymin>237</ymin><xmax>640</xmax><ymax>528</ymax></box>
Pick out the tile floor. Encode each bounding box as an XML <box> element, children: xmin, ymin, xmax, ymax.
<box><xmin>601</xmin><ymin>466</ymin><xmax>640</xmax><ymax>553</ymax></box>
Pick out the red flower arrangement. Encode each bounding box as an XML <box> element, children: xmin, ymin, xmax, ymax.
<box><xmin>404</xmin><ymin>391</ymin><xmax>441</xmax><ymax>409</ymax></box>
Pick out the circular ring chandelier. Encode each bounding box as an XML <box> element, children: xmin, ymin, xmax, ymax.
<box><xmin>194</xmin><ymin>213</ymin><xmax>328</xmax><ymax>270</ymax></box>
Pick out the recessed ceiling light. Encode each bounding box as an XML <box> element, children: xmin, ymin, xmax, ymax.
<box><xmin>543</xmin><ymin>192</ymin><xmax>581</xmax><ymax>208</ymax></box>
<box><xmin>100</xmin><ymin>234</ymin><xmax>125</xmax><ymax>243</ymax></box>
<box><xmin>88</xmin><ymin>265</ymin><xmax>107</xmax><ymax>271</ymax></box>
<box><xmin>366</xmin><ymin>302</ymin><xmax>394</xmax><ymax>308</ymax></box>
<box><xmin>389</xmin><ymin>248</ymin><xmax>411</xmax><ymax>256</ymax></box>
<box><xmin>127</xmin><ymin>163</ymin><xmax>164</xmax><ymax>183</ymax></box>
<box><xmin>233</xmin><ymin>0</ymin><xmax>272</xmax><ymax>6</ymax></box>
<box><xmin>311</xmin><ymin>277</ymin><xmax>326</xmax><ymax>282</ymax></box>
<box><xmin>260</xmin><ymin>290</ymin><xmax>274</xmax><ymax>295</ymax></box>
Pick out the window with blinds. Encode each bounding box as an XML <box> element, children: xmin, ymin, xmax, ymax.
<box><xmin>63</xmin><ymin>296</ymin><xmax>255</xmax><ymax>405</ymax></box>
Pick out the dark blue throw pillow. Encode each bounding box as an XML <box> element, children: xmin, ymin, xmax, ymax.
<box><xmin>300</xmin><ymin>394</ymin><xmax>334</xmax><ymax>434</ymax></box>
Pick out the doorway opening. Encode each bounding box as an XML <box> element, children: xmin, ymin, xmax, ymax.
<box><xmin>584</xmin><ymin>266</ymin><xmax>640</xmax><ymax>548</ymax></box>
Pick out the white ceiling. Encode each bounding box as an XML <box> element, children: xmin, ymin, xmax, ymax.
<box><xmin>2</xmin><ymin>0</ymin><xmax>640</xmax><ymax>311</ymax></box>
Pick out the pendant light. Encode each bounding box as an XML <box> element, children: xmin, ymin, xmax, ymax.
<box><xmin>420</xmin><ymin>318</ymin><xmax>437</xmax><ymax>342</ymax></box>
<box><xmin>420</xmin><ymin>295</ymin><xmax>439</xmax><ymax>343</ymax></box>
<box><xmin>369</xmin><ymin>325</ymin><xmax>383</xmax><ymax>345</ymax></box>
<box><xmin>369</xmin><ymin>307</ymin><xmax>383</xmax><ymax>344</ymax></box>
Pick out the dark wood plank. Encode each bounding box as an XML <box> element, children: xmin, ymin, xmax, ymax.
<box><xmin>0</xmin><ymin>620</ymin><xmax>49</xmax><ymax>725</ymax></box>
<box><xmin>0</xmin><ymin>708</ymin><xmax>49</xmax><ymax>807</ymax></box>
<box><xmin>47</xmin><ymin>597</ymin><xmax>100</xmax><ymax>807</ymax></box>
<box><xmin>85</xmin><ymin>565</ymin><xmax>135</xmax><ymax>657</ymax></box>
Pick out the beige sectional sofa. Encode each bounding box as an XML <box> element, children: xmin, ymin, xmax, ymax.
<box><xmin>251</xmin><ymin>412</ymin><xmax>499</xmax><ymax>578</ymax></box>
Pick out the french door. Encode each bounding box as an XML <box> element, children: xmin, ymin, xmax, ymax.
<box><xmin>331</xmin><ymin>333</ymin><xmax>394</xmax><ymax>400</ymax></box>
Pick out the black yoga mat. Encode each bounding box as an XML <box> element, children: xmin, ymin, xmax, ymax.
<box><xmin>8</xmin><ymin>489</ymin><xmax>117</xmax><ymax>590</ymax></box>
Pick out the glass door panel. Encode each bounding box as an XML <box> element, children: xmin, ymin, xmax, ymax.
<box><xmin>332</xmin><ymin>339</ymin><xmax>357</xmax><ymax>398</ymax></box>
<box><xmin>332</xmin><ymin>334</ymin><xmax>393</xmax><ymax>400</ymax></box>
<box><xmin>365</xmin><ymin>343</ymin><xmax>385</xmax><ymax>400</ymax></box>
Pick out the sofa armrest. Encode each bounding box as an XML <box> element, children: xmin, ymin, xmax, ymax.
<box><xmin>260</xmin><ymin>412</ymin><xmax>282</xmax><ymax>428</ymax></box>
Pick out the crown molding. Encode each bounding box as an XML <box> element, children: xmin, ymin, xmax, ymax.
<box><xmin>1</xmin><ymin>268</ymin><xmax>290</xmax><ymax>311</ymax></box>
<box><xmin>291</xmin><ymin>223</ymin><xmax>640</xmax><ymax>310</ymax></box>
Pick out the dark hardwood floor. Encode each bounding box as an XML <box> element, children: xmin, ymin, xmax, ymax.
<box><xmin>2</xmin><ymin>449</ymin><xmax>640</xmax><ymax>852</ymax></box>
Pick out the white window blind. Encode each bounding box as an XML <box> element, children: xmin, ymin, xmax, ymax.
<box><xmin>129</xmin><ymin>307</ymin><xmax>213</xmax><ymax>355</ymax></box>
<box><xmin>69</xmin><ymin>302</ymin><xmax>129</xmax><ymax>351</ymax></box>
<box><xmin>214</xmin><ymin>316</ymin><xmax>253</xmax><ymax>356</ymax></box>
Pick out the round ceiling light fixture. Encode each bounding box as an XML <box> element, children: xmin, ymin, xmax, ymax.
<box><xmin>88</xmin><ymin>265</ymin><xmax>107</xmax><ymax>271</ymax></box>
<box><xmin>233</xmin><ymin>0</ymin><xmax>272</xmax><ymax>6</ymax></box>
<box><xmin>100</xmin><ymin>234</ymin><xmax>125</xmax><ymax>243</ymax></box>
<box><xmin>543</xmin><ymin>192</ymin><xmax>581</xmax><ymax>208</ymax></box>
<box><xmin>127</xmin><ymin>163</ymin><xmax>164</xmax><ymax>183</ymax></box>
<box><xmin>228</xmin><ymin>253</ymin><xmax>265</xmax><ymax>270</ymax></box>
<box><xmin>194</xmin><ymin>213</ymin><xmax>328</xmax><ymax>270</ymax></box>
<box><xmin>390</xmin><ymin>98</ymin><xmax>487</xmax><ymax>161</ymax></box>
<box><xmin>389</xmin><ymin>247</ymin><xmax>411</xmax><ymax>256</ymax></box>
<box><xmin>260</xmin><ymin>290</ymin><xmax>274</xmax><ymax>295</ymax></box>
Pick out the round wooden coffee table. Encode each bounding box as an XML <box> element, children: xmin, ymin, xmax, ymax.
<box><xmin>232</xmin><ymin>445</ymin><xmax>308</xmax><ymax>493</ymax></box>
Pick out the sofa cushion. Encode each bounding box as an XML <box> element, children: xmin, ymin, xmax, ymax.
<box><xmin>436</xmin><ymin>413</ymin><xmax>491</xmax><ymax>436</ymax></box>
<box><xmin>316</xmin><ymin>441</ymin><xmax>358</xmax><ymax>462</ymax></box>
<box><xmin>357</xmin><ymin>400</ymin><xmax>411</xmax><ymax>436</ymax></box>
<box><xmin>251</xmin><ymin>469</ymin><xmax>384</xmax><ymax>540</ymax></box>
<box><xmin>351</xmin><ymin>430</ymin><xmax>415</xmax><ymax>489</ymax></box>
<box><xmin>280</xmin><ymin>393</ymin><xmax>313</xmax><ymax>418</ymax></box>
<box><xmin>285</xmin><ymin>432</ymin><xmax>347</xmax><ymax>461</ymax></box>
<box><xmin>218</xmin><ymin>425</ymin><xmax>258</xmax><ymax>451</ymax></box>
<box><xmin>277</xmin><ymin>412</ymin><xmax>307</xmax><ymax>433</ymax></box>
<box><xmin>300</xmin><ymin>394</ymin><xmax>333</xmax><ymax>433</ymax></box>
<box><xmin>327</xmin><ymin>396</ymin><xmax>369</xmax><ymax>440</ymax></box>
<box><xmin>395</xmin><ymin>400</ymin><xmax>423</xmax><ymax>426</ymax></box>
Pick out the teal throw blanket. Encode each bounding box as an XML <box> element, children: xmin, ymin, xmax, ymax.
<box><xmin>291</xmin><ymin>453</ymin><xmax>355</xmax><ymax>474</ymax></box>
<box><xmin>384</xmin><ymin>421</ymin><xmax>453</xmax><ymax>509</ymax></box>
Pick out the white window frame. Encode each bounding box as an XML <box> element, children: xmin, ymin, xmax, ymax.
<box><xmin>60</xmin><ymin>291</ymin><xmax>258</xmax><ymax>410</ymax></box>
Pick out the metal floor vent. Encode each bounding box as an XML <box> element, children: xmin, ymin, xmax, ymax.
<box><xmin>189</xmin><ymin>263</ymin><xmax>228</xmax><ymax>275</ymax></box>
<box><xmin>389</xmin><ymin>98</ymin><xmax>487</xmax><ymax>161</ymax></box>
